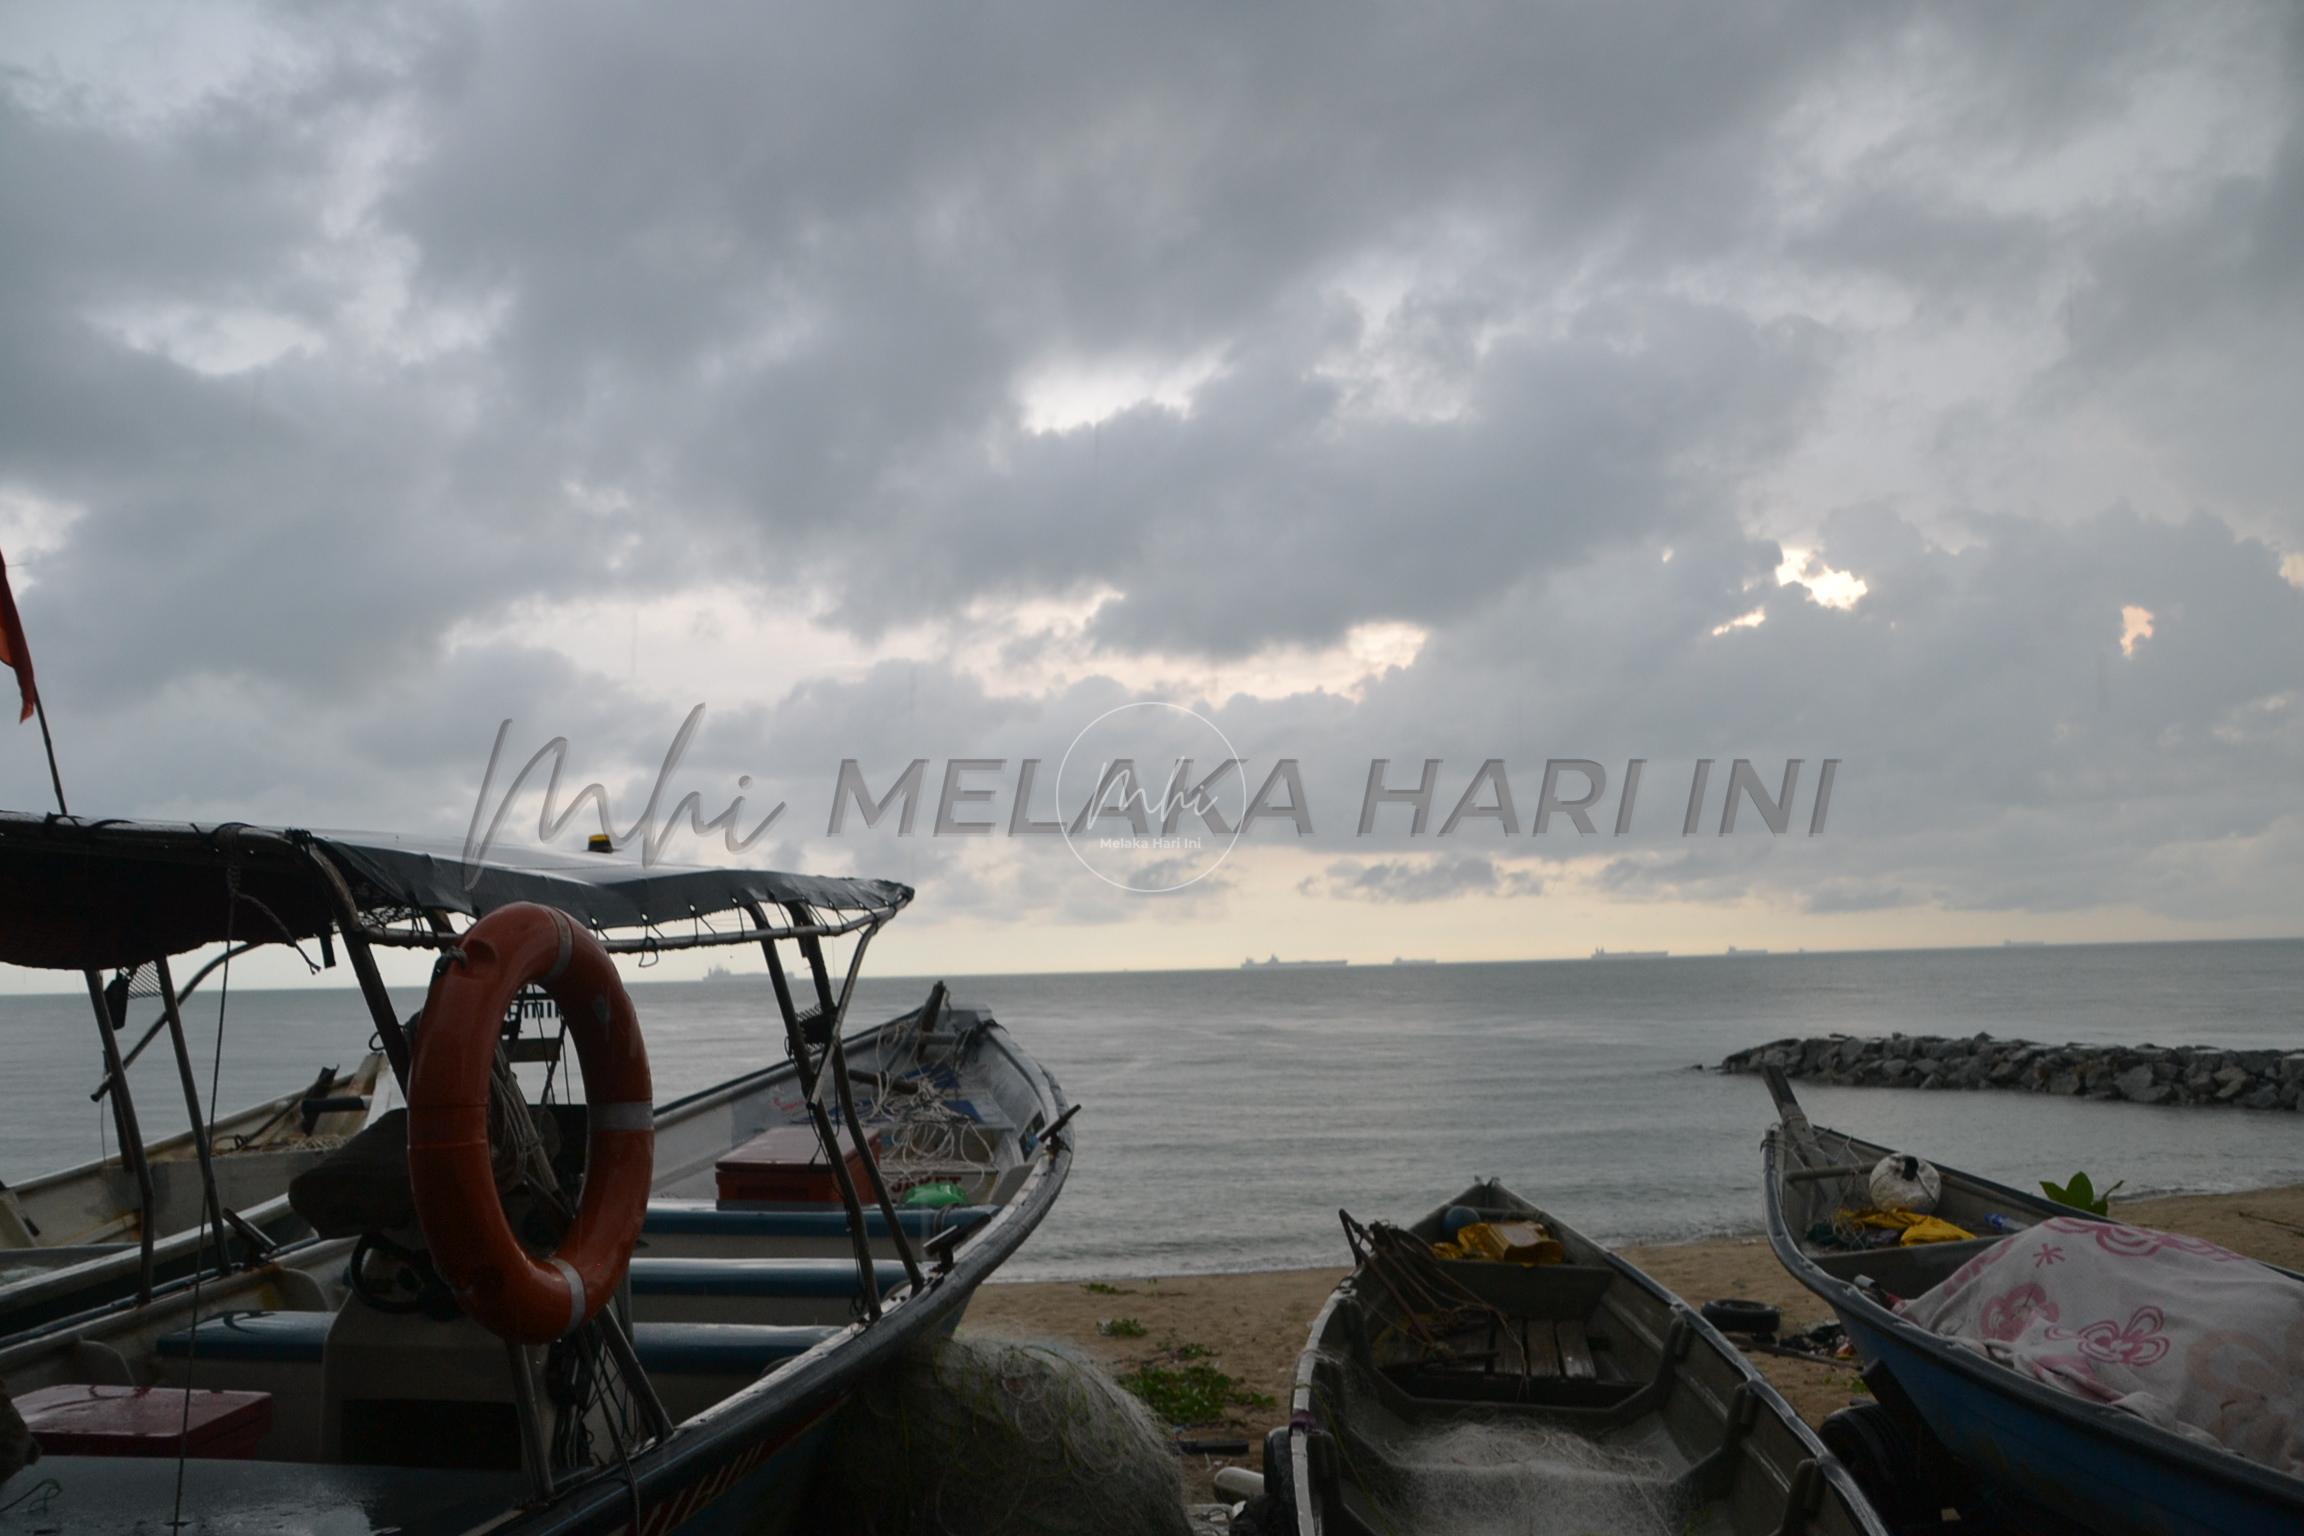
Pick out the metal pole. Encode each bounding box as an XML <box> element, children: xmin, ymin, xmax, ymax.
<box><xmin>795</xmin><ymin>924</ymin><xmax>925</xmax><ymax>1292</ymax></box>
<box><xmin>504</xmin><ymin>1339</ymin><xmax>556</xmax><ymax>1500</ymax></box>
<box><xmin>745</xmin><ymin>900</ymin><xmax>884</xmax><ymax>1321</ymax></box>
<box><xmin>33</xmin><ymin>697</ymin><xmax>66</xmax><ymax>815</ymax></box>
<box><xmin>85</xmin><ymin>968</ymin><xmax>156</xmax><ymax>1303</ymax></box>
<box><xmin>295</xmin><ymin>844</ymin><xmax>413</xmax><ymax>1086</ymax></box>
<box><xmin>154</xmin><ymin>954</ymin><xmax>230</xmax><ymax>1264</ymax></box>
<box><xmin>92</xmin><ymin>944</ymin><xmax>254</xmax><ymax>1105</ymax></box>
<box><xmin>593</xmin><ymin>1310</ymin><xmax>675</xmax><ymax>1445</ymax></box>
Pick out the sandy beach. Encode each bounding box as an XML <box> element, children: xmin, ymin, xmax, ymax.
<box><xmin>961</xmin><ymin>1183</ymin><xmax>2304</xmax><ymax>1469</ymax></box>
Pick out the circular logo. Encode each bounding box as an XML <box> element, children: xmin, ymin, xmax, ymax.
<box><xmin>1055</xmin><ymin>701</ymin><xmax>1247</xmax><ymax>893</ymax></box>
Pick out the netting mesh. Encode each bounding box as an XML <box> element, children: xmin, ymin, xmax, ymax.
<box><xmin>1314</xmin><ymin>1346</ymin><xmax>1693</xmax><ymax>1536</ymax></box>
<box><xmin>808</xmin><ymin>1334</ymin><xmax>1194</xmax><ymax>1536</ymax></box>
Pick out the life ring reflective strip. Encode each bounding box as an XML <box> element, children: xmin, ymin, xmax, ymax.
<box><xmin>408</xmin><ymin>902</ymin><xmax>654</xmax><ymax>1344</ymax></box>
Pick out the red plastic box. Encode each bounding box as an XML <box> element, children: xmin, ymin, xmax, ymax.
<box><xmin>714</xmin><ymin>1123</ymin><xmax>884</xmax><ymax>1204</ymax></box>
<box><xmin>14</xmin><ymin>1384</ymin><xmax>273</xmax><ymax>1459</ymax></box>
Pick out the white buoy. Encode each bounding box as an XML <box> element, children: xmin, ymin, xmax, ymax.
<box><xmin>1869</xmin><ymin>1153</ymin><xmax>1942</xmax><ymax>1213</ymax></box>
<box><xmin>1213</xmin><ymin>1467</ymin><xmax>1265</xmax><ymax>1500</ymax></box>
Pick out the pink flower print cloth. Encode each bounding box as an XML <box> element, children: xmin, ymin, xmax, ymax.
<box><xmin>1896</xmin><ymin>1216</ymin><xmax>2304</xmax><ymax>1474</ymax></box>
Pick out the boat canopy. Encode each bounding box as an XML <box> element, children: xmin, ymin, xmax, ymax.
<box><xmin>0</xmin><ymin>811</ymin><xmax>911</xmax><ymax>970</ymax></box>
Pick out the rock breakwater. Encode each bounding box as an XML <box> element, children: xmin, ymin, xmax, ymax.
<box><xmin>1719</xmin><ymin>1033</ymin><xmax>2304</xmax><ymax>1110</ymax></box>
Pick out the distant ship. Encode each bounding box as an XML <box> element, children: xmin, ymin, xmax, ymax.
<box><xmin>1590</xmin><ymin>948</ymin><xmax>1668</xmax><ymax>960</ymax></box>
<box><xmin>1243</xmin><ymin>955</ymin><xmax>1349</xmax><ymax>969</ymax></box>
<box><xmin>1725</xmin><ymin>946</ymin><xmax>1769</xmax><ymax>956</ymax></box>
<box><xmin>1391</xmin><ymin>956</ymin><xmax>1438</xmax><ymax>966</ymax></box>
<box><xmin>702</xmin><ymin>963</ymin><xmax>739</xmax><ymax>982</ymax></box>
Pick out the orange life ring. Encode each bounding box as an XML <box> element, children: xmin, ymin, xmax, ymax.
<box><xmin>408</xmin><ymin>902</ymin><xmax>653</xmax><ymax>1344</ymax></box>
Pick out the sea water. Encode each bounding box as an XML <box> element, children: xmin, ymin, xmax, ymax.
<box><xmin>5</xmin><ymin>940</ymin><xmax>2299</xmax><ymax>1281</ymax></box>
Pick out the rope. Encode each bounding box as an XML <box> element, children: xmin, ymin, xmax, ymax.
<box><xmin>0</xmin><ymin>1478</ymin><xmax>61</xmax><ymax>1517</ymax></box>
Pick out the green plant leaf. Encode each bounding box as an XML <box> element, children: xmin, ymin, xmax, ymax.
<box><xmin>2042</xmin><ymin>1170</ymin><xmax>2120</xmax><ymax>1216</ymax></box>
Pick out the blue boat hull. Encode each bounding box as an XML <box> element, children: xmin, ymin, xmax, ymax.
<box><xmin>1838</xmin><ymin>1309</ymin><xmax>2294</xmax><ymax>1536</ymax></box>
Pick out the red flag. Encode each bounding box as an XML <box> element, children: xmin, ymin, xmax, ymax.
<box><xmin>0</xmin><ymin>548</ymin><xmax>39</xmax><ymax>723</ymax></box>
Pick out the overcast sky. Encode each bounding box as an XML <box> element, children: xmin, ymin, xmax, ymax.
<box><xmin>2</xmin><ymin>1</ymin><xmax>2300</xmax><ymax>987</ymax></box>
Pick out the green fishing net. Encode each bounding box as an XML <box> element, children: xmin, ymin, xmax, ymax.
<box><xmin>809</xmin><ymin>1333</ymin><xmax>1193</xmax><ymax>1536</ymax></box>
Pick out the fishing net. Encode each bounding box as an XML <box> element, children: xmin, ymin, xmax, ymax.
<box><xmin>809</xmin><ymin>1334</ymin><xmax>1193</xmax><ymax>1536</ymax></box>
<box><xmin>1312</xmin><ymin>1343</ymin><xmax>1695</xmax><ymax>1536</ymax></box>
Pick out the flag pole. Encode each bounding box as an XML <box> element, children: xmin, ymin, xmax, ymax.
<box><xmin>0</xmin><ymin>545</ymin><xmax>65</xmax><ymax>813</ymax></box>
<box><xmin>33</xmin><ymin>696</ymin><xmax>66</xmax><ymax>815</ymax></box>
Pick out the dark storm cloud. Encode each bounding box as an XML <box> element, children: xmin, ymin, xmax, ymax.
<box><xmin>351</xmin><ymin>1</ymin><xmax>1880</xmax><ymax>651</ymax></box>
<box><xmin>0</xmin><ymin>1</ymin><xmax>2297</xmax><ymax>938</ymax></box>
<box><xmin>1317</xmin><ymin>505</ymin><xmax>2304</xmax><ymax>919</ymax></box>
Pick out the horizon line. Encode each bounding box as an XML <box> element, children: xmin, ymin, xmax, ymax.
<box><xmin>3</xmin><ymin>931</ymin><xmax>2299</xmax><ymax>996</ymax></box>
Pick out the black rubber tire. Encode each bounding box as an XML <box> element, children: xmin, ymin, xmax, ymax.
<box><xmin>1700</xmin><ymin>1297</ymin><xmax>1781</xmax><ymax>1337</ymax></box>
<box><xmin>1260</xmin><ymin>1426</ymin><xmax>1296</xmax><ymax>1520</ymax></box>
<box><xmin>1819</xmin><ymin>1402</ymin><xmax>1942</xmax><ymax>1527</ymax></box>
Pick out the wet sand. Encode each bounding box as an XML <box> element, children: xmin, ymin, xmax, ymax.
<box><xmin>961</xmin><ymin>1183</ymin><xmax>2304</xmax><ymax>1456</ymax></box>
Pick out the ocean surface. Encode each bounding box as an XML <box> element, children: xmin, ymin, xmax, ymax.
<box><xmin>6</xmin><ymin>940</ymin><xmax>2300</xmax><ymax>1282</ymax></box>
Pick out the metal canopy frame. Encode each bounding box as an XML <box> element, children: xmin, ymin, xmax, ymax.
<box><xmin>5</xmin><ymin>810</ymin><xmax>924</xmax><ymax>1503</ymax></box>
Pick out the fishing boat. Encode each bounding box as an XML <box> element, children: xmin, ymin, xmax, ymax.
<box><xmin>0</xmin><ymin>813</ymin><xmax>1072</xmax><ymax>1533</ymax></box>
<box><xmin>1268</xmin><ymin>1178</ymin><xmax>1888</xmax><ymax>1535</ymax></box>
<box><xmin>1760</xmin><ymin>1069</ymin><xmax>2304</xmax><ymax>1535</ymax></box>
<box><xmin>1</xmin><ymin>1051</ymin><xmax>385</xmax><ymax>1337</ymax></box>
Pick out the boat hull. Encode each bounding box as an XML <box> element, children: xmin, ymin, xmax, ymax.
<box><xmin>0</xmin><ymin>1058</ymin><xmax>386</xmax><ymax>1338</ymax></box>
<box><xmin>1761</xmin><ymin>1128</ymin><xmax>2304</xmax><ymax>1536</ymax></box>
<box><xmin>0</xmin><ymin>1006</ymin><xmax>1071</xmax><ymax>1536</ymax></box>
<box><xmin>1281</xmin><ymin>1178</ymin><xmax>1888</xmax><ymax>1536</ymax></box>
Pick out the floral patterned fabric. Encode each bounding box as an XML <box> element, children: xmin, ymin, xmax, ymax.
<box><xmin>1897</xmin><ymin>1217</ymin><xmax>2304</xmax><ymax>1474</ymax></box>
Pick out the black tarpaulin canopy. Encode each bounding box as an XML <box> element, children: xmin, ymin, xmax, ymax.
<box><xmin>0</xmin><ymin>811</ymin><xmax>911</xmax><ymax>970</ymax></box>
